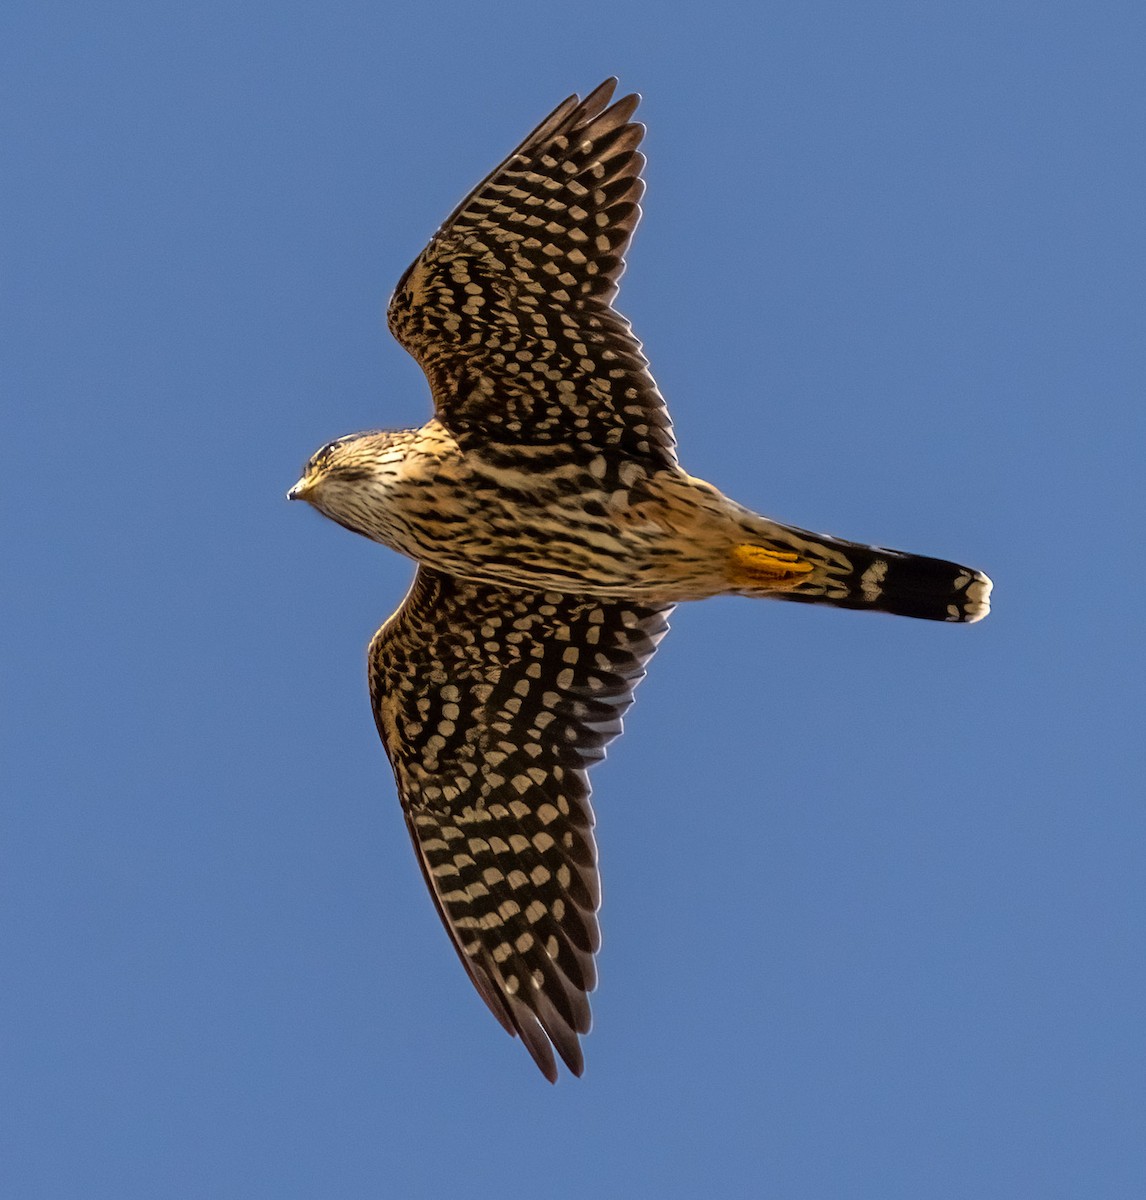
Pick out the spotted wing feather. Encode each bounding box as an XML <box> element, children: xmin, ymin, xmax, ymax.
<box><xmin>368</xmin><ymin>567</ymin><xmax>672</xmax><ymax>1080</ymax></box>
<box><xmin>387</xmin><ymin>79</ymin><xmax>676</xmax><ymax>466</ymax></box>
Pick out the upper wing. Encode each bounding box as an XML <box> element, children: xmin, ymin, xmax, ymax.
<box><xmin>386</xmin><ymin>79</ymin><xmax>676</xmax><ymax>467</ymax></box>
<box><xmin>368</xmin><ymin>567</ymin><xmax>672</xmax><ymax>1080</ymax></box>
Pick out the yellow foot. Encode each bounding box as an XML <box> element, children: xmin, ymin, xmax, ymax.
<box><xmin>728</xmin><ymin>544</ymin><xmax>815</xmax><ymax>589</ymax></box>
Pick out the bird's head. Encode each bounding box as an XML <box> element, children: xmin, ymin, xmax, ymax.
<box><xmin>287</xmin><ymin>430</ymin><xmax>409</xmax><ymax>540</ymax></box>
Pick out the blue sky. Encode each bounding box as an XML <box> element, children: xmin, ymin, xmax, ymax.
<box><xmin>5</xmin><ymin>2</ymin><xmax>1144</xmax><ymax>1196</ymax></box>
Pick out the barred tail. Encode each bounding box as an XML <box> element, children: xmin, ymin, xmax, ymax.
<box><xmin>727</xmin><ymin>525</ymin><xmax>992</xmax><ymax>624</ymax></box>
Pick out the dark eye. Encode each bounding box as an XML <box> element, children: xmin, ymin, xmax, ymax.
<box><xmin>312</xmin><ymin>435</ymin><xmax>355</xmax><ymax>468</ymax></box>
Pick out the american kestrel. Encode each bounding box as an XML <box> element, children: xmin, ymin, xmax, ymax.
<box><xmin>289</xmin><ymin>80</ymin><xmax>991</xmax><ymax>1081</ymax></box>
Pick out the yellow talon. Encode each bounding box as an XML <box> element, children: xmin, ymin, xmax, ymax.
<box><xmin>728</xmin><ymin>544</ymin><xmax>815</xmax><ymax>588</ymax></box>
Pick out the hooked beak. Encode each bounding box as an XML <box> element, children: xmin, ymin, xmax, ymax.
<box><xmin>287</xmin><ymin>477</ymin><xmax>315</xmax><ymax>502</ymax></box>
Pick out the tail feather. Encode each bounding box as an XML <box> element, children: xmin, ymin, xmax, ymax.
<box><xmin>730</xmin><ymin>524</ymin><xmax>992</xmax><ymax>624</ymax></box>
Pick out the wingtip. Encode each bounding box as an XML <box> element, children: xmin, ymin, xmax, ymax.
<box><xmin>538</xmin><ymin>1056</ymin><xmax>560</xmax><ymax>1085</ymax></box>
<box><xmin>606</xmin><ymin>92</ymin><xmax>642</xmax><ymax>126</ymax></box>
<box><xmin>580</xmin><ymin>77</ymin><xmax>620</xmax><ymax>120</ymax></box>
<box><xmin>588</xmin><ymin>78</ymin><xmax>643</xmax><ymax>123</ymax></box>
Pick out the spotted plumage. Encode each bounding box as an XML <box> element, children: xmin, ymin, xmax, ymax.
<box><xmin>289</xmin><ymin>79</ymin><xmax>992</xmax><ymax>1081</ymax></box>
<box><xmin>386</xmin><ymin>82</ymin><xmax>674</xmax><ymax>467</ymax></box>
<box><xmin>369</xmin><ymin>568</ymin><xmax>669</xmax><ymax>1080</ymax></box>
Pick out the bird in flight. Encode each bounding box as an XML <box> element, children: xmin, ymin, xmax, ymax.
<box><xmin>289</xmin><ymin>79</ymin><xmax>991</xmax><ymax>1082</ymax></box>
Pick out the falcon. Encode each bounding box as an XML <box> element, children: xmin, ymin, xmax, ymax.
<box><xmin>288</xmin><ymin>80</ymin><xmax>992</xmax><ymax>1081</ymax></box>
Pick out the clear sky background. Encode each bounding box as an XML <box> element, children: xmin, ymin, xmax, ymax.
<box><xmin>5</xmin><ymin>2</ymin><xmax>1144</xmax><ymax>1197</ymax></box>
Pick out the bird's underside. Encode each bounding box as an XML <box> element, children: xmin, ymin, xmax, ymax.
<box><xmin>289</xmin><ymin>79</ymin><xmax>992</xmax><ymax>1081</ymax></box>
